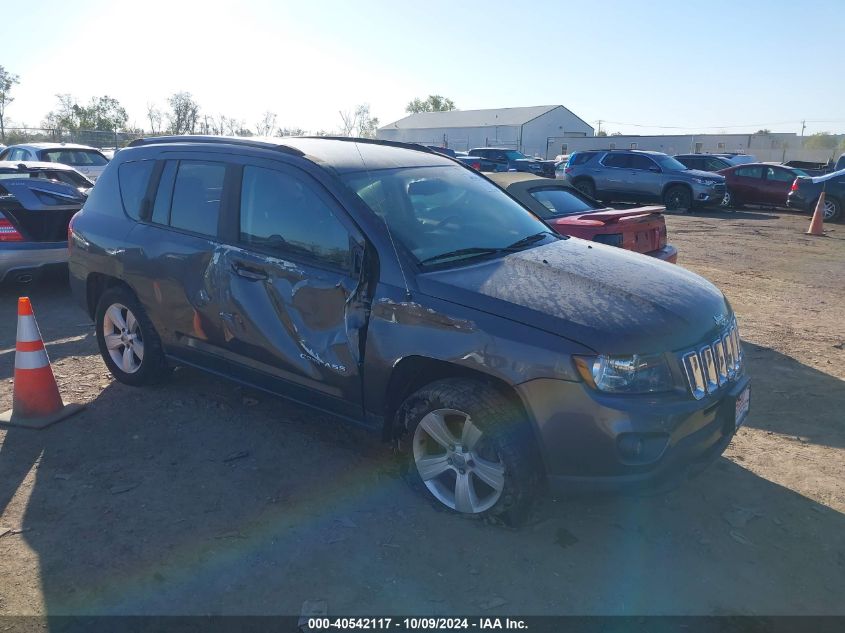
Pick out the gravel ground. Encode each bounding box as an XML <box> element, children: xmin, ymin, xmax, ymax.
<box><xmin>0</xmin><ymin>208</ymin><xmax>843</xmax><ymax>617</ymax></box>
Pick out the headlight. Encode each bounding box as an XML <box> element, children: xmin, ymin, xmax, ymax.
<box><xmin>574</xmin><ymin>353</ymin><xmax>674</xmax><ymax>394</ymax></box>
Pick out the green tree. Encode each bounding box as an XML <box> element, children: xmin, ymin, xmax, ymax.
<box><xmin>755</xmin><ymin>129</ymin><xmax>771</xmax><ymax>135</ymax></box>
<box><xmin>406</xmin><ymin>95</ymin><xmax>456</xmax><ymax>114</ymax></box>
<box><xmin>0</xmin><ymin>65</ymin><xmax>20</xmax><ymax>142</ymax></box>
<box><xmin>167</xmin><ymin>92</ymin><xmax>200</xmax><ymax>135</ymax></box>
<box><xmin>596</xmin><ymin>130</ymin><xmax>608</xmax><ymax>137</ymax></box>
<box><xmin>43</xmin><ymin>94</ymin><xmax>128</xmax><ymax>133</ymax></box>
<box><xmin>804</xmin><ymin>132</ymin><xmax>839</xmax><ymax>151</ymax></box>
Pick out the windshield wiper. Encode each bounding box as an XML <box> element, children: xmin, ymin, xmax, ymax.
<box><xmin>505</xmin><ymin>231</ymin><xmax>557</xmax><ymax>250</ymax></box>
<box><xmin>419</xmin><ymin>247</ymin><xmax>504</xmax><ymax>265</ymax></box>
<box><xmin>419</xmin><ymin>232</ymin><xmax>558</xmax><ymax>266</ymax></box>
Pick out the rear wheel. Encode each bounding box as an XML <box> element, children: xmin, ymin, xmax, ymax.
<box><xmin>664</xmin><ymin>185</ymin><xmax>692</xmax><ymax>212</ymax></box>
<box><xmin>820</xmin><ymin>196</ymin><xmax>841</xmax><ymax>222</ymax></box>
<box><xmin>95</xmin><ymin>286</ymin><xmax>168</xmax><ymax>386</ymax></box>
<box><xmin>574</xmin><ymin>178</ymin><xmax>596</xmax><ymax>199</ymax></box>
<box><xmin>398</xmin><ymin>379</ymin><xmax>539</xmax><ymax>524</ymax></box>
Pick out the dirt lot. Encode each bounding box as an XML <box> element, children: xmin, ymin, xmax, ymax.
<box><xmin>0</xmin><ymin>209</ymin><xmax>843</xmax><ymax>617</ymax></box>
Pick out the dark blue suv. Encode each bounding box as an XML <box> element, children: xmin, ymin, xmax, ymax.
<box><xmin>68</xmin><ymin>136</ymin><xmax>749</xmax><ymax>522</ymax></box>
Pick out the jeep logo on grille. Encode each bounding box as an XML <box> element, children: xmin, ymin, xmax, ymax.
<box><xmin>713</xmin><ymin>314</ymin><xmax>729</xmax><ymax>328</ymax></box>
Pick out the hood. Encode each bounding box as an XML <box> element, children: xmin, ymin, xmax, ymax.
<box><xmin>513</xmin><ymin>158</ymin><xmax>556</xmax><ymax>166</ymax></box>
<box><xmin>681</xmin><ymin>169</ymin><xmax>725</xmax><ymax>181</ymax></box>
<box><xmin>416</xmin><ymin>238</ymin><xmax>729</xmax><ymax>355</ymax></box>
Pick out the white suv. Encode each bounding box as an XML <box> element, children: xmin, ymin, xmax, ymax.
<box><xmin>0</xmin><ymin>143</ymin><xmax>109</xmax><ymax>181</ymax></box>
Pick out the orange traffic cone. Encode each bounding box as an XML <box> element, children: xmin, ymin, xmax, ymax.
<box><xmin>806</xmin><ymin>192</ymin><xmax>827</xmax><ymax>236</ymax></box>
<box><xmin>0</xmin><ymin>297</ymin><xmax>84</xmax><ymax>429</ymax></box>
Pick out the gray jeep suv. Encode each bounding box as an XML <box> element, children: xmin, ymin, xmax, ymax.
<box><xmin>68</xmin><ymin>136</ymin><xmax>749</xmax><ymax>522</ymax></box>
<box><xmin>563</xmin><ymin>150</ymin><xmax>726</xmax><ymax>211</ymax></box>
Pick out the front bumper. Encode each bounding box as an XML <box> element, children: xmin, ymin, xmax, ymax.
<box><xmin>646</xmin><ymin>244</ymin><xmax>678</xmax><ymax>263</ymax></box>
<box><xmin>518</xmin><ymin>373</ymin><xmax>750</xmax><ymax>494</ymax></box>
<box><xmin>691</xmin><ymin>183</ymin><xmax>727</xmax><ymax>207</ymax></box>
<box><xmin>0</xmin><ymin>241</ymin><xmax>68</xmax><ymax>282</ymax></box>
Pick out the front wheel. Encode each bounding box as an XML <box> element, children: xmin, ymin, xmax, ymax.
<box><xmin>95</xmin><ymin>286</ymin><xmax>168</xmax><ymax>386</ymax></box>
<box><xmin>398</xmin><ymin>379</ymin><xmax>539</xmax><ymax>523</ymax></box>
<box><xmin>664</xmin><ymin>185</ymin><xmax>692</xmax><ymax>212</ymax></box>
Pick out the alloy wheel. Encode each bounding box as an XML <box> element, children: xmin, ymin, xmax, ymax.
<box><xmin>102</xmin><ymin>303</ymin><xmax>145</xmax><ymax>374</ymax></box>
<box><xmin>412</xmin><ymin>408</ymin><xmax>506</xmax><ymax>514</ymax></box>
<box><xmin>823</xmin><ymin>198</ymin><xmax>836</xmax><ymax>220</ymax></box>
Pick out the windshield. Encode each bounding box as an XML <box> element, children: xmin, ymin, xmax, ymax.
<box><xmin>39</xmin><ymin>149</ymin><xmax>108</xmax><ymax>167</ymax></box>
<box><xmin>653</xmin><ymin>154</ymin><xmax>689</xmax><ymax>171</ymax></box>
<box><xmin>529</xmin><ymin>187</ymin><xmax>596</xmax><ymax>217</ymax></box>
<box><xmin>505</xmin><ymin>150</ymin><xmax>529</xmax><ymax>161</ymax></box>
<box><xmin>342</xmin><ymin>165</ymin><xmax>555</xmax><ymax>266</ymax></box>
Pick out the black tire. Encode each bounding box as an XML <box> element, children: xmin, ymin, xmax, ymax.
<box><xmin>664</xmin><ymin>185</ymin><xmax>692</xmax><ymax>212</ymax></box>
<box><xmin>573</xmin><ymin>178</ymin><xmax>596</xmax><ymax>199</ymax></box>
<box><xmin>396</xmin><ymin>379</ymin><xmax>540</xmax><ymax>525</ymax></box>
<box><xmin>95</xmin><ymin>285</ymin><xmax>168</xmax><ymax>386</ymax></box>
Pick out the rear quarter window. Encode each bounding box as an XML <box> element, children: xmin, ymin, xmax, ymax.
<box><xmin>568</xmin><ymin>152</ymin><xmax>597</xmax><ymax>167</ymax></box>
<box><xmin>118</xmin><ymin>160</ymin><xmax>155</xmax><ymax>220</ymax></box>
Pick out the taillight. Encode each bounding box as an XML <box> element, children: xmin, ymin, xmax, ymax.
<box><xmin>470</xmin><ymin>161</ymin><xmax>481</xmax><ymax>170</ymax></box>
<box><xmin>0</xmin><ymin>213</ymin><xmax>24</xmax><ymax>242</ymax></box>
<box><xmin>565</xmin><ymin>167</ymin><xmax>573</xmax><ymax>174</ymax></box>
<box><xmin>790</xmin><ymin>179</ymin><xmax>799</xmax><ymax>191</ymax></box>
<box><xmin>68</xmin><ymin>211</ymin><xmax>81</xmax><ymax>250</ymax></box>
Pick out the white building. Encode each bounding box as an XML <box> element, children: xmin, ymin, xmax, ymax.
<box><xmin>377</xmin><ymin>105</ymin><xmax>594</xmax><ymax>158</ymax></box>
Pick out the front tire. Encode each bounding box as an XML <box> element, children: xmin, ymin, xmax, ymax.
<box><xmin>397</xmin><ymin>379</ymin><xmax>539</xmax><ymax>523</ymax></box>
<box><xmin>95</xmin><ymin>286</ymin><xmax>168</xmax><ymax>386</ymax></box>
<box><xmin>664</xmin><ymin>185</ymin><xmax>692</xmax><ymax>212</ymax></box>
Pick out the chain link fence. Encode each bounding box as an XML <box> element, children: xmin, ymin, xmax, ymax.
<box><xmin>2</xmin><ymin>127</ymin><xmax>147</xmax><ymax>149</ymax></box>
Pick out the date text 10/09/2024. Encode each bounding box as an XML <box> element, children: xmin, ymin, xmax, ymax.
<box><xmin>306</xmin><ymin>617</ymin><xmax>528</xmax><ymax>630</ymax></box>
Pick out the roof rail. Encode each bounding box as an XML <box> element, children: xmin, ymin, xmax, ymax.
<box><xmin>300</xmin><ymin>136</ymin><xmax>436</xmax><ymax>154</ymax></box>
<box><xmin>127</xmin><ymin>135</ymin><xmax>305</xmax><ymax>157</ymax></box>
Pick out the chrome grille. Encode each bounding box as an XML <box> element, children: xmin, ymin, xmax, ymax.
<box><xmin>682</xmin><ymin>320</ymin><xmax>743</xmax><ymax>400</ymax></box>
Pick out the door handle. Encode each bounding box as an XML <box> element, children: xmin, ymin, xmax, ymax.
<box><xmin>232</xmin><ymin>262</ymin><xmax>269</xmax><ymax>281</ymax></box>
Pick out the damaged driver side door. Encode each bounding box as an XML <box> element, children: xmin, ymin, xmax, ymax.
<box><xmin>216</xmin><ymin>162</ymin><xmax>369</xmax><ymax>421</ymax></box>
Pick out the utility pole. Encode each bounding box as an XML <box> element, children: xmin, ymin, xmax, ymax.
<box><xmin>596</xmin><ymin>120</ymin><xmax>603</xmax><ymax>135</ymax></box>
<box><xmin>801</xmin><ymin>120</ymin><xmax>806</xmax><ymax>137</ymax></box>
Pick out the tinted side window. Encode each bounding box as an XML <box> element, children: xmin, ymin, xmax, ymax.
<box><xmin>706</xmin><ymin>158</ymin><xmax>727</xmax><ymax>171</ymax></box>
<box><xmin>602</xmin><ymin>153</ymin><xmax>629</xmax><ymax>168</ymax></box>
<box><xmin>169</xmin><ymin>161</ymin><xmax>226</xmax><ymax>237</ymax></box>
<box><xmin>239</xmin><ymin>166</ymin><xmax>350</xmax><ymax>269</ymax></box>
<box><xmin>766</xmin><ymin>167</ymin><xmax>796</xmax><ymax>183</ymax></box>
<box><xmin>117</xmin><ymin>160</ymin><xmax>155</xmax><ymax>220</ymax></box>
<box><xmin>735</xmin><ymin>166</ymin><xmax>764</xmax><ymax>179</ymax></box>
<box><xmin>569</xmin><ymin>152</ymin><xmax>596</xmax><ymax>166</ymax></box>
<box><xmin>629</xmin><ymin>154</ymin><xmax>657</xmax><ymax>170</ymax></box>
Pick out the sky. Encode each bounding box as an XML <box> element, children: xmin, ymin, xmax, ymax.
<box><xmin>2</xmin><ymin>0</ymin><xmax>843</xmax><ymax>137</ymax></box>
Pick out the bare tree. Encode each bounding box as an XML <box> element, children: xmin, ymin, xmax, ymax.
<box><xmin>166</xmin><ymin>92</ymin><xmax>200</xmax><ymax>135</ymax></box>
<box><xmin>0</xmin><ymin>65</ymin><xmax>20</xmax><ymax>142</ymax></box>
<box><xmin>256</xmin><ymin>111</ymin><xmax>277</xmax><ymax>137</ymax></box>
<box><xmin>278</xmin><ymin>127</ymin><xmax>307</xmax><ymax>137</ymax></box>
<box><xmin>146</xmin><ymin>103</ymin><xmax>163</xmax><ymax>135</ymax></box>
<box><xmin>338</xmin><ymin>104</ymin><xmax>379</xmax><ymax>138</ymax></box>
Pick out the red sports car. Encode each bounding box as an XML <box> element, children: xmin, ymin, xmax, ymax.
<box><xmin>717</xmin><ymin>163</ymin><xmax>809</xmax><ymax>209</ymax></box>
<box><xmin>489</xmin><ymin>172</ymin><xmax>677</xmax><ymax>262</ymax></box>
